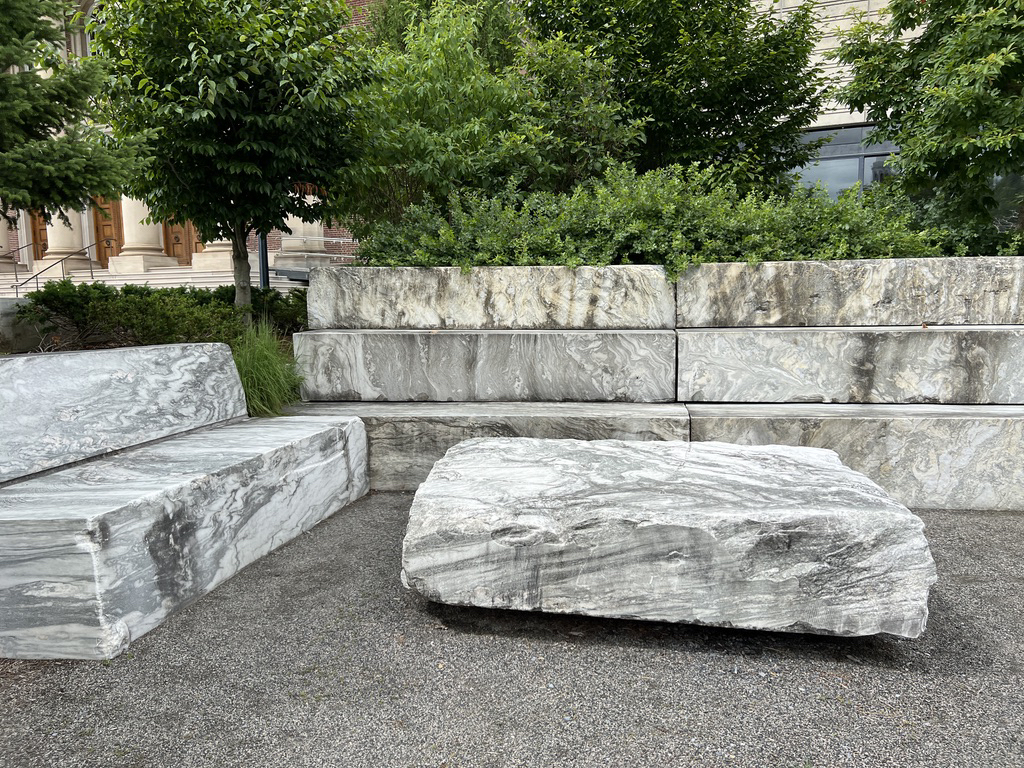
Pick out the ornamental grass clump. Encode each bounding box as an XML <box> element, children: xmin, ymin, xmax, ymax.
<box><xmin>228</xmin><ymin>322</ymin><xmax>303</xmax><ymax>418</ymax></box>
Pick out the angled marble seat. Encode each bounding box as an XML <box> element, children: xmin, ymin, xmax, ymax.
<box><xmin>402</xmin><ymin>437</ymin><xmax>937</xmax><ymax>638</ymax></box>
<box><xmin>0</xmin><ymin>344</ymin><xmax>369</xmax><ymax>659</ymax></box>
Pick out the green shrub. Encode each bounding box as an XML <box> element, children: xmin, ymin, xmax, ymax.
<box><xmin>228</xmin><ymin>322</ymin><xmax>303</xmax><ymax>417</ymax></box>
<box><xmin>357</xmin><ymin>164</ymin><xmax>945</xmax><ymax>277</ymax></box>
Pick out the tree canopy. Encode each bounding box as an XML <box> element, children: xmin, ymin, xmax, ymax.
<box><xmin>523</xmin><ymin>0</ymin><xmax>829</xmax><ymax>182</ymax></box>
<box><xmin>92</xmin><ymin>0</ymin><xmax>367</xmax><ymax>305</ymax></box>
<box><xmin>333</xmin><ymin>0</ymin><xmax>644</xmax><ymax>235</ymax></box>
<box><xmin>836</xmin><ymin>0</ymin><xmax>1024</xmax><ymax>229</ymax></box>
<box><xmin>0</xmin><ymin>0</ymin><xmax>140</xmax><ymax>229</ymax></box>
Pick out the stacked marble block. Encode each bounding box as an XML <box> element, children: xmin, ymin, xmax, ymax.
<box><xmin>678</xmin><ymin>257</ymin><xmax>1024</xmax><ymax>511</ymax></box>
<box><xmin>0</xmin><ymin>344</ymin><xmax>368</xmax><ymax>659</ymax></box>
<box><xmin>293</xmin><ymin>266</ymin><xmax>691</xmax><ymax>490</ymax></box>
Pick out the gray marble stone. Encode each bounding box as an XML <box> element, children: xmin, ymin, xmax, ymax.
<box><xmin>308</xmin><ymin>266</ymin><xmax>676</xmax><ymax>330</ymax></box>
<box><xmin>288</xmin><ymin>402</ymin><xmax>691</xmax><ymax>490</ymax></box>
<box><xmin>0</xmin><ymin>344</ymin><xmax>247</xmax><ymax>484</ymax></box>
<box><xmin>678</xmin><ymin>326</ymin><xmax>1024</xmax><ymax>404</ymax></box>
<box><xmin>676</xmin><ymin>257</ymin><xmax>1024</xmax><ymax>328</ymax></box>
<box><xmin>403</xmin><ymin>438</ymin><xmax>936</xmax><ymax>638</ymax></box>
<box><xmin>689</xmin><ymin>404</ymin><xmax>1024</xmax><ymax>511</ymax></box>
<box><xmin>0</xmin><ymin>416</ymin><xmax>368</xmax><ymax>659</ymax></box>
<box><xmin>294</xmin><ymin>330</ymin><xmax>676</xmax><ymax>403</ymax></box>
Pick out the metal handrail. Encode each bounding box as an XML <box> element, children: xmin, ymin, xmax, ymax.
<box><xmin>10</xmin><ymin>240</ymin><xmax>108</xmax><ymax>298</ymax></box>
<box><xmin>3</xmin><ymin>241</ymin><xmax>45</xmax><ymax>285</ymax></box>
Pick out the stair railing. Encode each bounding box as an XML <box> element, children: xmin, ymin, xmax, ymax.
<box><xmin>9</xmin><ymin>240</ymin><xmax>108</xmax><ymax>298</ymax></box>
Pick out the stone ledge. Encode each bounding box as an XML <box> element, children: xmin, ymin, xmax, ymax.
<box><xmin>294</xmin><ymin>329</ymin><xmax>677</xmax><ymax>403</ymax></box>
<box><xmin>308</xmin><ymin>266</ymin><xmax>676</xmax><ymax>330</ymax></box>
<box><xmin>688</xmin><ymin>404</ymin><xmax>1024</xmax><ymax>511</ymax></box>
<box><xmin>0</xmin><ymin>416</ymin><xmax>368</xmax><ymax>660</ymax></box>
<box><xmin>678</xmin><ymin>326</ymin><xmax>1024</xmax><ymax>404</ymax></box>
<box><xmin>288</xmin><ymin>402</ymin><xmax>691</xmax><ymax>490</ymax></box>
<box><xmin>677</xmin><ymin>257</ymin><xmax>1024</xmax><ymax>328</ymax></box>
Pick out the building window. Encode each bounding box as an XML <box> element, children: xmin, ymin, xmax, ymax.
<box><xmin>799</xmin><ymin>126</ymin><xmax>899</xmax><ymax>199</ymax></box>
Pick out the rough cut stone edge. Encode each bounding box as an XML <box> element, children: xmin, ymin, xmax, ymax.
<box><xmin>0</xmin><ymin>343</ymin><xmax>247</xmax><ymax>484</ymax></box>
<box><xmin>307</xmin><ymin>266</ymin><xmax>676</xmax><ymax>330</ymax></box>
<box><xmin>676</xmin><ymin>257</ymin><xmax>1024</xmax><ymax>327</ymax></box>
<box><xmin>689</xmin><ymin>403</ymin><xmax>1024</xmax><ymax>511</ymax></box>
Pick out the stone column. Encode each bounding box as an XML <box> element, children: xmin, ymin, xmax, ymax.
<box><xmin>191</xmin><ymin>239</ymin><xmax>235</xmax><ymax>271</ymax></box>
<box><xmin>277</xmin><ymin>198</ymin><xmax>328</xmax><ymax>267</ymax></box>
<box><xmin>43</xmin><ymin>212</ymin><xmax>91</xmax><ymax>272</ymax></box>
<box><xmin>109</xmin><ymin>197</ymin><xmax>178</xmax><ymax>275</ymax></box>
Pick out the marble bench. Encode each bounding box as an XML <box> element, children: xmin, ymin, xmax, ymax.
<box><xmin>402</xmin><ymin>437</ymin><xmax>937</xmax><ymax>638</ymax></box>
<box><xmin>0</xmin><ymin>344</ymin><xmax>368</xmax><ymax>659</ymax></box>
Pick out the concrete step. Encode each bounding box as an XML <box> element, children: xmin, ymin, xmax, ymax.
<box><xmin>678</xmin><ymin>326</ymin><xmax>1024</xmax><ymax>404</ymax></box>
<box><xmin>294</xmin><ymin>329</ymin><xmax>677</xmax><ymax>403</ymax></box>
<box><xmin>2</xmin><ymin>266</ymin><xmax>298</xmax><ymax>298</ymax></box>
<box><xmin>689</xmin><ymin>403</ymin><xmax>1024</xmax><ymax>511</ymax></box>
<box><xmin>287</xmin><ymin>402</ymin><xmax>691</xmax><ymax>491</ymax></box>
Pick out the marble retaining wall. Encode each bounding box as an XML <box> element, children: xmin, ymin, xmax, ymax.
<box><xmin>295</xmin><ymin>330</ymin><xmax>677</xmax><ymax>403</ymax></box>
<box><xmin>0</xmin><ymin>416</ymin><xmax>368</xmax><ymax>659</ymax></box>
<box><xmin>676</xmin><ymin>257</ymin><xmax>1024</xmax><ymax>328</ymax></box>
<box><xmin>0</xmin><ymin>343</ymin><xmax>247</xmax><ymax>484</ymax></box>
<box><xmin>289</xmin><ymin>402</ymin><xmax>691</xmax><ymax>491</ymax></box>
<box><xmin>307</xmin><ymin>266</ymin><xmax>676</xmax><ymax>330</ymax></box>
<box><xmin>678</xmin><ymin>327</ymin><xmax>1024</xmax><ymax>404</ymax></box>
<box><xmin>689</xmin><ymin>404</ymin><xmax>1024</xmax><ymax>511</ymax></box>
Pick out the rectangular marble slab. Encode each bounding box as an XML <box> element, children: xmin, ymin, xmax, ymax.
<box><xmin>307</xmin><ymin>266</ymin><xmax>676</xmax><ymax>330</ymax></box>
<box><xmin>678</xmin><ymin>326</ymin><xmax>1024</xmax><ymax>404</ymax></box>
<box><xmin>676</xmin><ymin>257</ymin><xmax>1024</xmax><ymax>328</ymax></box>
<box><xmin>0</xmin><ymin>343</ymin><xmax>247</xmax><ymax>484</ymax></box>
<box><xmin>294</xmin><ymin>330</ymin><xmax>677</xmax><ymax>403</ymax></box>
<box><xmin>403</xmin><ymin>438</ymin><xmax>936</xmax><ymax>638</ymax></box>
<box><xmin>689</xmin><ymin>404</ymin><xmax>1024</xmax><ymax>511</ymax></box>
<box><xmin>288</xmin><ymin>402</ymin><xmax>691</xmax><ymax>490</ymax></box>
<box><xmin>0</xmin><ymin>416</ymin><xmax>368</xmax><ymax>659</ymax></box>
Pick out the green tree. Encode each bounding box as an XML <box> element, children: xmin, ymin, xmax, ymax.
<box><xmin>524</xmin><ymin>0</ymin><xmax>828</xmax><ymax>182</ymax></box>
<box><xmin>0</xmin><ymin>0</ymin><xmax>140</xmax><ymax>228</ymax></box>
<box><xmin>836</xmin><ymin>0</ymin><xmax>1024</xmax><ymax>229</ymax></box>
<box><xmin>92</xmin><ymin>0</ymin><xmax>367</xmax><ymax>307</ymax></box>
<box><xmin>335</xmin><ymin>0</ymin><xmax>644</xmax><ymax>235</ymax></box>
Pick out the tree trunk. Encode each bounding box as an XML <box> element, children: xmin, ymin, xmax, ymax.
<box><xmin>230</xmin><ymin>226</ymin><xmax>252</xmax><ymax>315</ymax></box>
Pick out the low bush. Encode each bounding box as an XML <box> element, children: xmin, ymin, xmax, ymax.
<box><xmin>228</xmin><ymin>322</ymin><xmax>303</xmax><ymax>417</ymax></box>
<box><xmin>357</xmin><ymin>164</ymin><xmax>944</xmax><ymax>278</ymax></box>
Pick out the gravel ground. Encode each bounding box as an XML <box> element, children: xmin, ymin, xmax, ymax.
<box><xmin>1</xmin><ymin>492</ymin><xmax>1022</xmax><ymax>768</ymax></box>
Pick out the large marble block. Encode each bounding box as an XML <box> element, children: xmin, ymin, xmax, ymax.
<box><xmin>287</xmin><ymin>402</ymin><xmax>691</xmax><ymax>490</ymax></box>
<box><xmin>0</xmin><ymin>416</ymin><xmax>368</xmax><ymax>659</ymax></box>
<box><xmin>402</xmin><ymin>438</ymin><xmax>937</xmax><ymax>638</ymax></box>
<box><xmin>307</xmin><ymin>266</ymin><xmax>675</xmax><ymax>330</ymax></box>
<box><xmin>295</xmin><ymin>330</ymin><xmax>676</xmax><ymax>402</ymax></box>
<box><xmin>676</xmin><ymin>257</ymin><xmax>1024</xmax><ymax>328</ymax></box>
<box><xmin>0</xmin><ymin>343</ymin><xmax>246</xmax><ymax>483</ymax></box>
<box><xmin>689</xmin><ymin>404</ymin><xmax>1024</xmax><ymax>511</ymax></box>
<box><xmin>678</xmin><ymin>326</ymin><xmax>1024</xmax><ymax>404</ymax></box>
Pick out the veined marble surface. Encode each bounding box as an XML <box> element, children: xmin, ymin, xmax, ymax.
<box><xmin>288</xmin><ymin>402</ymin><xmax>691</xmax><ymax>490</ymax></box>
<box><xmin>0</xmin><ymin>416</ymin><xmax>368</xmax><ymax>659</ymax></box>
<box><xmin>689</xmin><ymin>404</ymin><xmax>1024</xmax><ymax>511</ymax></box>
<box><xmin>403</xmin><ymin>438</ymin><xmax>936</xmax><ymax>638</ymax></box>
<box><xmin>295</xmin><ymin>330</ymin><xmax>676</xmax><ymax>402</ymax></box>
<box><xmin>678</xmin><ymin>326</ymin><xmax>1024</xmax><ymax>403</ymax></box>
<box><xmin>0</xmin><ymin>344</ymin><xmax>247</xmax><ymax>484</ymax></box>
<box><xmin>676</xmin><ymin>257</ymin><xmax>1024</xmax><ymax>327</ymax></box>
<box><xmin>307</xmin><ymin>266</ymin><xmax>676</xmax><ymax>330</ymax></box>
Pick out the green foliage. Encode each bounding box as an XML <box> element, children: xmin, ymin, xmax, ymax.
<box><xmin>357</xmin><ymin>165</ymin><xmax>943</xmax><ymax>278</ymax></box>
<box><xmin>228</xmin><ymin>322</ymin><xmax>303</xmax><ymax>417</ymax></box>
<box><xmin>208</xmin><ymin>286</ymin><xmax>308</xmax><ymax>336</ymax></box>
<box><xmin>91</xmin><ymin>0</ymin><xmax>368</xmax><ymax>306</ymax></box>
<box><xmin>0</xmin><ymin>0</ymin><xmax>142</xmax><ymax>227</ymax></box>
<box><xmin>334</xmin><ymin>0</ymin><xmax>644</xmax><ymax>236</ymax></box>
<box><xmin>836</xmin><ymin>0</ymin><xmax>1024</xmax><ymax>230</ymax></box>
<box><xmin>524</xmin><ymin>0</ymin><xmax>828</xmax><ymax>181</ymax></box>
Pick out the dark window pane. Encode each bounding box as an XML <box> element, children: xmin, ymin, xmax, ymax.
<box><xmin>863</xmin><ymin>155</ymin><xmax>898</xmax><ymax>187</ymax></box>
<box><xmin>800</xmin><ymin>157</ymin><xmax>861</xmax><ymax>199</ymax></box>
